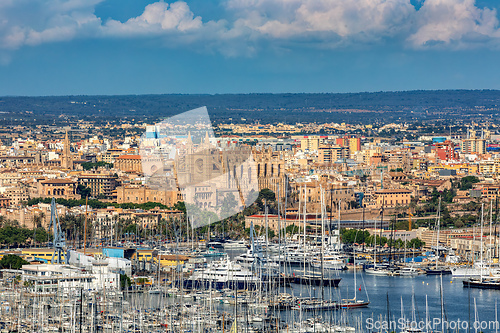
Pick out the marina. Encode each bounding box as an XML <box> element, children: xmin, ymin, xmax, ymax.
<box><xmin>0</xmin><ymin>197</ymin><xmax>499</xmax><ymax>332</ymax></box>
<box><xmin>2</xmin><ymin>263</ymin><xmax>500</xmax><ymax>332</ymax></box>
<box><xmin>0</xmin><ymin>96</ymin><xmax>499</xmax><ymax>333</ymax></box>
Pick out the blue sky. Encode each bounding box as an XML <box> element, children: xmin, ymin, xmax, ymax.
<box><xmin>1</xmin><ymin>0</ymin><xmax>500</xmax><ymax>96</ymax></box>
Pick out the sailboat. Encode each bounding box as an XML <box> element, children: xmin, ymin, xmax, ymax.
<box><xmin>292</xmin><ymin>186</ymin><xmax>341</xmax><ymax>287</ymax></box>
<box><xmin>426</xmin><ymin>197</ymin><xmax>451</xmax><ymax>275</ymax></box>
<box><xmin>338</xmin><ymin>246</ymin><xmax>370</xmax><ymax>309</ymax></box>
<box><xmin>365</xmin><ymin>199</ymin><xmax>395</xmax><ymax>276</ymax></box>
<box><xmin>464</xmin><ymin>202</ymin><xmax>500</xmax><ymax>289</ymax></box>
<box><xmin>292</xmin><ymin>188</ymin><xmax>339</xmax><ymax>311</ymax></box>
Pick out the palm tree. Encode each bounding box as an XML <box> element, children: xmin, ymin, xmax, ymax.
<box><xmin>104</xmin><ymin>216</ymin><xmax>111</xmax><ymax>246</ymax></box>
<box><xmin>34</xmin><ymin>212</ymin><xmax>45</xmax><ymax>228</ymax></box>
<box><xmin>112</xmin><ymin>215</ymin><xmax>118</xmax><ymax>246</ymax></box>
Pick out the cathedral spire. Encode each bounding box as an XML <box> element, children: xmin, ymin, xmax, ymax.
<box><xmin>204</xmin><ymin>131</ymin><xmax>210</xmax><ymax>146</ymax></box>
<box><xmin>186</xmin><ymin>131</ymin><xmax>193</xmax><ymax>154</ymax></box>
<box><xmin>61</xmin><ymin>129</ymin><xmax>73</xmax><ymax>170</ymax></box>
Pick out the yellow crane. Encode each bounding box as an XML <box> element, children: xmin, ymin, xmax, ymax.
<box><xmin>408</xmin><ymin>207</ymin><xmax>413</xmax><ymax>231</ymax></box>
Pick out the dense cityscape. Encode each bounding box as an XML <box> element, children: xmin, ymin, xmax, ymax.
<box><xmin>0</xmin><ymin>96</ymin><xmax>498</xmax><ymax>331</ymax></box>
<box><xmin>2</xmin><ymin>0</ymin><xmax>500</xmax><ymax>330</ymax></box>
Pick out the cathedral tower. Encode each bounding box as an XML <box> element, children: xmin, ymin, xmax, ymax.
<box><xmin>61</xmin><ymin>130</ymin><xmax>73</xmax><ymax>169</ymax></box>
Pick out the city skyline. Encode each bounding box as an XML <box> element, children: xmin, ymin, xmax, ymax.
<box><xmin>1</xmin><ymin>0</ymin><xmax>500</xmax><ymax>96</ymax></box>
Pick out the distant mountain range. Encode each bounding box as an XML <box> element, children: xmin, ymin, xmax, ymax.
<box><xmin>1</xmin><ymin>90</ymin><xmax>499</xmax><ymax>124</ymax></box>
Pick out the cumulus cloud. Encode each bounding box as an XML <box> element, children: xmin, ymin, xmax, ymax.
<box><xmin>0</xmin><ymin>0</ymin><xmax>500</xmax><ymax>54</ymax></box>
<box><xmin>0</xmin><ymin>0</ymin><xmax>205</xmax><ymax>50</ymax></box>
<box><xmin>0</xmin><ymin>0</ymin><xmax>104</xmax><ymax>49</ymax></box>
<box><xmin>104</xmin><ymin>2</ymin><xmax>203</xmax><ymax>36</ymax></box>
<box><xmin>227</xmin><ymin>0</ymin><xmax>416</xmax><ymax>42</ymax></box>
<box><xmin>226</xmin><ymin>0</ymin><xmax>500</xmax><ymax>49</ymax></box>
<box><xmin>408</xmin><ymin>0</ymin><xmax>500</xmax><ymax>48</ymax></box>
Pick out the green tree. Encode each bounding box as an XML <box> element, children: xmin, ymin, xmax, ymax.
<box><xmin>281</xmin><ymin>224</ymin><xmax>302</xmax><ymax>236</ymax></box>
<box><xmin>258</xmin><ymin>188</ymin><xmax>276</xmax><ymax>203</ymax></box>
<box><xmin>81</xmin><ymin>161</ymin><xmax>113</xmax><ymax>171</ymax></box>
<box><xmin>33</xmin><ymin>212</ymin><xmax>45</xmax><ymax>228</ymax></box>
<box><xmin>340</xmin><ymin>229</ymin><xmax>370</xmax><ymax>244</ymax></box>
<box><xmin>173</xmin><ymin>201</ymin><xmax>186</xmax><ymax>213</ymax></box>
<box><xmin>76</xmin><ymin>184</ymin><xmax>91</xmax><ymax>198</ymax></box>
<box><xmin>407</xmin><ymin>238</ymin><xmax>425</xmax><ymax>249</ymax></box>
<box><xmin>254</xmin><ymin>225</ymin><xmax>276</xmax><ymax>239</ymax></box>
<box><xmin>34</xmin><ymin>227</ymin><xmax>50</xmax><ymax>244</ymax></box>
<box><xmin>120</xmin><ymin>274</ymin><xmax>132</xmax><ymax>290</ymax></box>
<box><xmin>220</xmin><ymin>192</ymin><xmax>238</xmax><ymax>218</ymax></box>
<box><xmin>0</xmin><ymin>254</ymin><xmax>29</xmax><ymax>269</ymax></box>
<box><xmin>459</xmin><ymin>176</ymin><xmax>480</xmax><ymax>191</ymax></box>
<box><xmin>440</xmin><ymin>188</ymin><xmax>456</xmax><ymax>203</ymax></box>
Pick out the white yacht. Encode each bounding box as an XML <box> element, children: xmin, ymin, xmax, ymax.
<box><xmin>234</xmin><ymin>249</ymin><xmax>279</xmax><ymax>270</ymax></box>
<box><xmin>223</xmin><ymin>240</ymin><xmax>248</xmax><ymax>250</ymax></box>
<box><xmin>310</xmin><ymin>254</ymin><xmax>347</xmax><ymax>270</ymax></box>
<box><xmin>451</xmin><ymin>261</ymin><xmax>500</xmax><ymax>278</ymax></box>
<box><xmin>184</xmin><ymin>256</ymin><xmax>259</xmax><ymax>290</ymax></box>
<box><xmin>397</xmin><ymin>266</ymin><xmax>424</xmax><ymax>276</ymax></box>
<box><xmin>365</xmin><ymin>267</ymin><xmax>394</xmax><ymax>276</ymax></box>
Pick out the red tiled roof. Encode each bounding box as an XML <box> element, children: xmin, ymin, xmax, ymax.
<box><xmin>41</xmin><ymin>179</ymin><xmax>75</xmax><ymax>184</ymax></box>
<box><xmin>116</xmin><ymin>155</ymin><xmax>141</xmax><ymax>160</ymax></box>
<box><xmin>375</xmin><ymin>189</ymin><xmax>412</xmax><ymax>194</ymax></box>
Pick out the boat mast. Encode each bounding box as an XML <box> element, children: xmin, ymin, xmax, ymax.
<box><xmin>277</xmin><ymin>183</ymin><xmax>282</xmax><ymax>293</ymax></box>
<box><xmin>490</xmin><ymin>201</ymin><xmax>493</xmax><ymax>266</ymax></box>
<box><xmin>320</xmin><ymin>186</ymin><xmax>325</xmax><ymax>302</ymax></box>
<box><xmin>354</xmin><ymin>243</ymin><xmax>357</xmax><ymax>301</ymax></box>
<box><xmin>330</xmin><ymin>184</ymin><xmax>333</xmax><ymax>242</ymax></box>
<box><xmin>496</xmin><ymin>299</ymin><xmax>498</xmax><ymax>333</ymax></box>
<box><xmin>338</xmin><ymin>199</ymin><xmax>341</xmax><ymax>250</ymax></box>
<box><xmin>303</xmin><ymin>184</ymin><xmax>307</xmax><ymax>276</ymax></box>
<box><xmin>480</xmin><ymin>203</ymin><xmax>484</xmax><ymax>280</ymax></box>
<box><xmin>84</xmin><ymin>196</ymin><xmax>87</xmax><ymax>255</ymax></box>
<box><xmin>436</xmin><ymin>197</ymin><xmax>441</xmax><ymax>270</ymax></box>
<box><xmin>496</xmin><ymin>196</ymin><xmax>499</xmax><ymax>260</ymax></box>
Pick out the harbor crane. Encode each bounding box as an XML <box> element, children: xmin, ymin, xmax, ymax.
<box><xmin>49</xmin><ymin>198</ymin><xmax>67</xmax><ymax>264</ymax></box>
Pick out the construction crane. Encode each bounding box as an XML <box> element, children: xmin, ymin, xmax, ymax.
<box><xmin>408</xmin><ymin>207</ymin><xmax>413</xmax><ymax>231</ymax></box>
<box><xmin>49</xmin><ymin>198</ymin><xmax>66</xmax><ymax>264</ymax></box>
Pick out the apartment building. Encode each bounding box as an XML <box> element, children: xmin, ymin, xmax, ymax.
<box><xmin>373</xmin><ymin>189</ymin><xmax>412</xmax><ymax>208</ymax></box>
<box><xmin>78</xmin><ymin>173</ymin><xmax>118</xmax><ymax>197</ymax></box>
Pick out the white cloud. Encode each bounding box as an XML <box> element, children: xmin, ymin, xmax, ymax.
<box><xmin>408</xmin><ymin>0</ymin><xmax>500</xmax><ymax>48</ymax></box>
<box><xmin>226</xmin><ymin>0</ymin><xmax>500</xmax><ymax>49</ymax></box>
<box><xmin>104</xmin><ymin>1</ymin><xmax>203</xmax><ymax>36</ymax></box>
<box><xmin>0</xmin><ymin>0</ymin><xmax>104</xmax><ymax>49</ymax></box>
<box><xmin>0</xmin><ymin>0</ymin><xmax>204</xmax><ymax>50</ymax></box>
<box><xmin>0</xmin><ymin>0</ymin><xmax>500</xmax><ymax>54</ymax></box>
<box><xmin>227</xmin><ymin>0</ymin><xmax>415</xmax><ymax>42</ymax></box>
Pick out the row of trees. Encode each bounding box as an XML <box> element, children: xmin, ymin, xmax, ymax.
<box><xmin>27</xmin><ymin>197</ymin><xmax>185</xmax><ymax>211</ymax></box>
<box><xmin>0</xmin><ymin>254</ymin><xmax>29</xmax><ymax>269</ymax></box>
<box><xmin>81</xmin><ymin>161</ymin><xmax>113</xmax><ymax>171</ymax></box>
<box><xmin>0</xmin><ymin>225</ymin><xmax>50</xmax><ymax>247</ymax></box>
<box><xmin>341</xmin><ymin>229</ymin><xmax>425</xmax><ymax>248</ymax></box>
<box><xmin>0</xmin><ymin>215</ymin><xmax>51</xmax><ymax>247</ymax></box>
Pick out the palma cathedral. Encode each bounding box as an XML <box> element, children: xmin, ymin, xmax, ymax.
<box><xmin>143</xmin><ymin>132</ymin><xmax>286</xmax><ymax>222</ymax></box>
